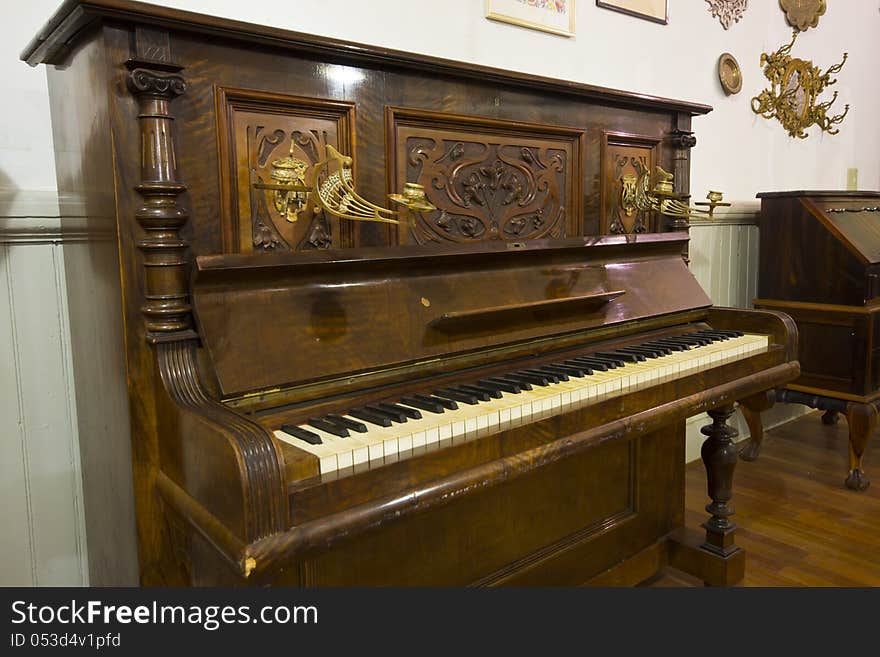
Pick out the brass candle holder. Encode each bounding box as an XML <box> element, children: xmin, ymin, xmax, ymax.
<box><xmin>253</xmin><ymin>144</ymin><xmax>436</xmax><ymax>226</ymax></box>
<box><xmin>622</xmin><ymin>165</ymin><xmax>729</xmax><ymax>222</ymax></box>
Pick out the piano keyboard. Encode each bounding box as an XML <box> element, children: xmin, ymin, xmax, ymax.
<box><xmin>274</xmin><ymin>330</ymin><xmax>769</xmax><ymax>475</ymax></box>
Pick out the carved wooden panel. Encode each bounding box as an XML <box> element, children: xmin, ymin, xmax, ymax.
<box><xmin>386</xmin><ymin>107</ymin><xmax>585</xmax><ymax>245</ymax></box>
<box><xmin>215</xmin><ymin>87</ymin><xmax>356</xmax><ymax>252</ymax></box>
<box><xmin>600</xmin><ymin>131</ymin><xmax>661</xmax><ymax>235</ymax></box>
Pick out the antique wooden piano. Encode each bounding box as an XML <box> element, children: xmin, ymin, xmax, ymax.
<box><xmin>739</xmin><ymin>191</ymin><xmax>880</xmax><ymax>490</ymax></box>
<box><xmin>25</xmin><ymin>0</ymin><xmax>798</xmax><ymax>586</ymax></box>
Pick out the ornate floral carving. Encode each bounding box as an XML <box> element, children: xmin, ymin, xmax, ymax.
<box><xmin>405</xmin><ymin>139</ymin><xmax>567</xmax><ymax>244</ymax></box>
<box><xmin>705</xmin><ymin>0</ymin><xmax>748</xmax><ymax>30</ymax></box>
<box><xmin>302</xmin><ymin>215</ymin><xmax>332</xmax><ymax>249</ymax></box>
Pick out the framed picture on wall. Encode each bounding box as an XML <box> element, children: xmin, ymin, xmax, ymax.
<box><xmin>596</xmin><ymin>0</ymin><xmax>668</xmax><ymax>24</ymax></box>
<box><xmin>485</xmin><ymin>0</ymin><xmax>576</xmax><ymax>37</ymax></box>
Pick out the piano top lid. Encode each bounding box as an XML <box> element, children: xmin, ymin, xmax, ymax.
<box><xmin>191</xmin><ymin>234</ymin><xmax>712</xmax><ymax>400</ymax></box>
<box><xmin>21</xmin><ymin>0</ymin><xmax>711</xmax><ymax>116</ymax></box>
<box><xmin>759</xmin><ymin>190</ymin><xmax>880</xmax><ymax>265</ymax></box>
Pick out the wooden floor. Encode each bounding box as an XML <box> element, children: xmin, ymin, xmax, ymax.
<box><xmin>652</xmin><ymin>410</ymin><xmax>880</xmax><ymax>586</ymax></box>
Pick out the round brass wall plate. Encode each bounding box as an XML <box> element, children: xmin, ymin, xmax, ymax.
<box><xmin>718</xmin><ymin>52</ymin><xmax>742</xmax><ymax>95</ymax></box>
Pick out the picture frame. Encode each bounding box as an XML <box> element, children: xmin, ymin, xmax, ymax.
<box><xmin>485</xmin><ymin>0</ymin><xmax>576</xmax><ymax>37</ymax></box>
<box><xmin>596</xmin><ymin>0</ymin><xmax>668</xmax><ymax>25</ymax></box>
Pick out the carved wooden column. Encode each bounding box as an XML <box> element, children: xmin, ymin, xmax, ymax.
<box><xmin>126</xmin><ymin>59</ymin><xmax>194</xmax><ymax>342</ymax></box>
<box><xmin>666</xmin><ymin>123</ymin><xmax>697</xmax><ymax>263</ymax></box>
<box><xmin>700</xmin><ymin>405</ymin><xmax>742</xmax><ymax>561</ymax></box>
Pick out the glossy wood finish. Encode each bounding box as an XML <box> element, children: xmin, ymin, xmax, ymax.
<box><xmin>747</xmin><ymin>191</ymin><xmax>880</xmax><ymax>489</ymax></box>
<box><xmin>653</xmin><ymin>411</ymin><xmax>880</xmax><ymax>586</ymax></box>
<box><xmin>192</xmin><ymin>235</ymin><xmax>709</xmax><ymax>398</ymax></box>
<box><xmin>25</xmin><ymin>1</ymin><xmax>797</xmax><ymax>586</ymax></box>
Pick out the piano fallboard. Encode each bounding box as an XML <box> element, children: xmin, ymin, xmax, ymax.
<box><xmin>193</xmin><ymin>233</ymin><xmax>710</xmax><ymax>402</ymax></box>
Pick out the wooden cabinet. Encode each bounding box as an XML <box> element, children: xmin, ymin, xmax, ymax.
<box><xmin>742</xmin><ymin>191</ymin><xmax>880</xmax><ymax>490</ymax></box>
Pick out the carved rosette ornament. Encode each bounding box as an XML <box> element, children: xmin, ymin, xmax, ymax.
<box><xmin>126</xmin><ymin>65</ymin><xmax>194</xmax><ymax>341</ymax></box>
<box><xmin>779</xmin><ymin>0</ymin><xmax>825</xmax><ymax>31</ymax></box>
<box><xmin>705</xmin><ymin>0</ymin><xmax>748</xmax><ymax>30</ymax></box>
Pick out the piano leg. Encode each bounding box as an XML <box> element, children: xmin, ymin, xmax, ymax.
<box><xmin>844</xmin><ymin>402</ymin><xmax>876</xmax><ymax>491</ymax></box>
<box><xmin>737</xmin><ymin>390</ymin><xmax>775</xmax><ymax>461</ymax></box>
<box><xmin>668</xmin><ymin>404</ymin><xmax>745</xmax><ymax>586</ymax></box>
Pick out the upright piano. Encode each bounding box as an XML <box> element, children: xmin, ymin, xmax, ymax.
<box><xmin>740</xmin><ymin>191</ymin><xmax>880</xmax><ymax>490</ymax></box>
<box><xmin>25</xmin><ymin>0</ymin><xmax>798</xmax><ymax>585</ymax></box>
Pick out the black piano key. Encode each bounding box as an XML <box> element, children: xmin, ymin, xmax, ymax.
<box><xmin>349</xmin><ymin>407</ymin><xmax>393</xmax><ymax>427</ymax></box>
<box><xmin>693</xmin><ymin>330</ymin><xmax>730</xmax><ymax>341</ymax></box>
<box><xmin>325</xmin><ymin>414</ymin><xmax>368</xmax><ymax>433</ymax></box>
<box><xmin>548</xmin><ymin>363</ymin><xmax>589</xmax><ymax>377</ymax></box>
<box><xmin>363</xmin><ymin>404</ymin><xmax>407</xmax><ymax>423</ymax></box>
<box><xmin>581</xmin><ymin>354</ymin><xmax>623</xmax><ymax>367</ymax></box>
<box><xmin>453</xmin><ymin>385</ymin><xmax>491</xmax><ymax>402</ymax></box>
<box><xmin>425</xmin><ymin>394</ymin><xmax>459</xmax><ymax>410</ymax></box>
<box><xmin>435</xmin><ymin>388</ymin><xmax>480</xmax><ymax>405</ymax></box>
<box><xmin>306</xmin><ymin>417</ymin><xmax>350</xmax><ymax>438</ymax></box>
<box><xmin>678</xmin><ymin>334</ymin><xmax>712</xmax><ymax>346</ymax></box>
<box><xmin>489</xmin><ymin>376</ymin><xmax>531</xmax><ymax>391</ymax></box>
<box><xmin>699</xmin><ymin>329</ymin><xmax>743</xmax><ymax>339</ymax></box>
<box><xmin>568</xmin><ymin>356</ymin><xmax>609</xmax><ymax>371</ymax></box>
<box><xmin>368</xmin><ymin>402</ymin><xmax>419</xmax><ymax>422</ymax></box>
<box><xmin>280</xmin><ymin>424</ymin><xmax>323</xmax><ymax>445</ymax></box>
<box><xmin>400</xmin><ymin>396</ymin><xmax>445</xmax><ymax>414</ymax></box>
<box><xmin>473</xmin><ymin>379</ymin><xmax>510</xmax><ymax>395</ymax></box>
<box><xmin>649</xmin><ymin>339</ymin><xmax>688</xmax><ymax>351</ymax></box>
<box><xmin>640</xmin><ymin>341</ymin><xmax>675</xmax><ymax>354</ymax></box>
<box><xmin>537</xmin><ymin>366</ymin><xmax>570</xmax><ymax>381</ymax></box>
<box><xmin>595</xmin><ymin>351</ymin><xmax>639</xmax><ymax>364</ymax></box>
<box><xmin>508</xmin><ymin>372</ymin><xmax>551</xmax><ymax>387</ymax></box>
<box><xmin>381</xmin><ymin>402</ymin><xmax>422</xmax><ymax>420</ymax></box>
<box><xmin>618</xmin><ymin>346</ymin><xmax>659</xmax><ymax>359</ymax></box>
<box><xmin>540</xmin><ymin>364</ymin><xmax>577</xmax><ymax>379</ymax></box>
<box><xmin>659</xmin><ymin>337</ymin><xmax>700</xmax><ymax>348</ymax></box>
<box><xmin>522</xmin><ymin>368</ymin><xmax>560</xmax><ymax>383</ymax></box>
<box><xmin>562</xmin><ymin>359</ymin><xmax>597</xmax><ymax>374</ymax></box>
<box><xmin>462</xmin><ymin>383</ymin><xmax>503</xmax><ymax>399</ymax></box>
<box><xmin>479</xmin><ymin>378</ymin><xmax>521</xmax><ymax>394</ymax></box>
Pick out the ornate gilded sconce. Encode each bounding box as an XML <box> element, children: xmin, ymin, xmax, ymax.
<box><xmin>254</xmin><ymin>144</ymin><xmax>435</xmax><ymax>226</ymax></box>
<box><xmin>751</xmin><ymin>31</ymin><xmax>848</xmax><ymax>139</ymax></box>
<box><xmin>621</xmin><ymin>165</ymin><xmax>729</xmax><ymax>222</ymax></box>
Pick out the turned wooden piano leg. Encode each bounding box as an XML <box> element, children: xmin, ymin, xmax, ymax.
<box><xmin>737</xmin><ymin>390</ymin><xmax>775</xmax><ymax>461</ymax></box>
<box><xmin>668</xmin><ymin>405</ymin><xmax>745</xmax><ymax>585</ymax></box>
<box><xmin>843</xmin><ymin>402</ymin><xmax>877</xmax><ymax>491</ymax></box>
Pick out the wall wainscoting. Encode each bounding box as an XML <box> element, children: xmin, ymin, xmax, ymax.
<box><xmin>0</xmin><ymin>190</ymin><xmax>136</xmax><ymax>587</ymax></box>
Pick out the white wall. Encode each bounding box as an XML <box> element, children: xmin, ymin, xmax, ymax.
<box><xmin>6</xmin><ymin>0</ymin><xmax>880</xmax><ymax>197</ymax></box>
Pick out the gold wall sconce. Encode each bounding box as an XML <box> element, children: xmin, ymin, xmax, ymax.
<box><xmin>621</xmin><ymin>165</ymin><xmax>729</xmax><ymax>222</ymax></box>
<box><xmin>253</xmin><ymin>144</ymin><xmax>436</xmax><ymax>226</ymax></box>
<box><xmin>751</xmin><ymin>31</ymin><xmax>848</xmax><ymax>139</ymax></box>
